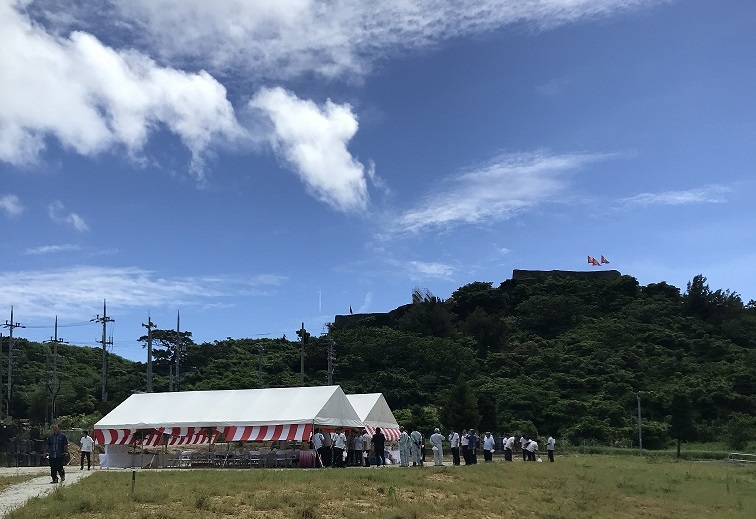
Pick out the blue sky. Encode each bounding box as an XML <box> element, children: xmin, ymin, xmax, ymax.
<box><xmin>1</xmin><ymin>0</ymin><xmax>755</xmax><ymax>361</ymax></box>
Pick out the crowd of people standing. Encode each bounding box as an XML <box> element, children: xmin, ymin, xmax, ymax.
<box><xmin>310</xmin><ymin>426</ymin><xmax>556</xmax><ymax>468</ymax></box>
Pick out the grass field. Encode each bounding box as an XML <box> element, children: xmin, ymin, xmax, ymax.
<box><xmin>7</xmin><ymin>455</ymin><xmax>755</xmax><ymax>519</ymax></box>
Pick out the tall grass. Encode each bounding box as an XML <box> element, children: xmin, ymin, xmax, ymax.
<box><xmin>6</xmin><ymin>456</ymin><xmax>755</xmax><ymax>519</ymax></box>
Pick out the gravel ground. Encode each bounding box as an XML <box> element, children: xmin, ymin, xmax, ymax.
<box><xmin>0</xmin><ymin>466</ymin><xmax>95</xmax><ymax>517</ymax></box>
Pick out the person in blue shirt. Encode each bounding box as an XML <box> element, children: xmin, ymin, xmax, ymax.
<box><xmin>47</xmin><ymin>424</ymin><xmax>69</xmax><ymax>483</ymax></box>
<box><xmin>467</xmin><ymin>430</ymin><xmax>478</xmax><ymax>464</ymax></box>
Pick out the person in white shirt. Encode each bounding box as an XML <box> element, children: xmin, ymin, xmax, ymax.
<box><xmin>429</xmin><ymin>428</ymin><xmax>444</xmax><ymax>466</ymax></box>
<box><xmin>520</xmin><ymin>435</ymin><xmax>529</xmax><ymax>461</ymax></box>
<box><xmin>526</xmin><ymin>439</ymin><xmax>539</xmax><ymax>461</ymax></box>
<box><xmin>461</xmin><ymin>431</ymin><xmax>470</xmax><ymax>465</ymax></box>
<box><xmin>361</xmin><ymin>430</ymin><xmax>372</xmax><ymax>467</ymax></box>
<box><xmin>546</xmin><ymin>435</ymin><xmax>556</xmax><ymax>462</ymax></box>
<box><xmin>80</xmin><ymin>430</ymin><xmax>93</xmax><ymax>470</ymax></box>
<box><xmin>448</xmin><ymin>430</ymin><xmax>460</xmax><ymax>465</ymax></box>
<box><xmin>482</xmin><ymin>432</ymin><xmax>496</xmax><ymax>462</ymax></box>
<box><xmin>504</xmin><ymin>435</ymin><xmax>515</xmax><ymax>462</ymax></box>
<box><xmin>333</xmin><ymin>428</ymin><xmax>347</xmax><ymax>468</ymax></box>
<box><xmin>311</xmin><ymin>428</ymin><xmax>325</xmax><ymax>467</ymax></box>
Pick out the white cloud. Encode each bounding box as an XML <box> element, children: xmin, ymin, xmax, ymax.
<box><xmin>73</xmin><ymin>0</ymin><xmax>662</xmax><ymax>81</ymax></box>
<box><xmin>0</xmin><ymin>265</ymin><xmax>286</xmax><ymax>319</ymax></box>
<box><xmin>24</xmin><ymin>244</ymin><xmax>82</xmax><ymax>255</ymax></box>
<box><xmin>48</xmin><ymin>200</ymin><xmax>89</xmax><ymax>231</ymax></box>
<box><xmin>408</xmin><ymin>261</ymin><xmax>454</xmax><ymax>280</ymax></box>
<box><xmin>620</xmin><ymin>185</ymin><xmax>731</xmax><ymax>206</ymax></box>
<box><xmin>249</xmin><ymin>87</ymin><xmax>369</xmax><ymax>212</ymax></box>
<box><xmin>357</xmin><ymin>292</ymin><xmax>373</xmax><ymax>313</ymax></box>
<box><xmin>393</xmin><ymin>151</ymin><xmax>613</xmax><ymax>234</ymax></box>
<box><xmin>0</xmin><ymin>194</ymin><xmax>23</xmax><ymax>217</ymax></box>
<box><xmin>0</xmin><ymin>0</ymin><xmax>242</xmax><ymax>175</ymax></box>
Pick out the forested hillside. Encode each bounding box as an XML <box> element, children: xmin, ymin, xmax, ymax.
<box><xmin>4</xmin><ymin>273</ymin><xmax>755</xmax><ymax>450</ymax></box>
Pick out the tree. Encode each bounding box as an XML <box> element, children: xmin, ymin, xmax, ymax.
<box><xmin>670</xmin><ymin>393</ymin><xmax>696</xmax><ymax>457</ymax></box>
<box><xmin>439</xmin><ymin>376</ymin><xmax>480</xmax><ymax>432</ymax></box>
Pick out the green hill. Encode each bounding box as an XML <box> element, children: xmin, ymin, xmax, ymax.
<box><xmin>3</xmin><ymin>272</ymin><xmax>755</xmax><ymax>451</ymax></box>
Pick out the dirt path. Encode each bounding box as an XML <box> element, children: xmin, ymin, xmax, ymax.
<box><xmin>0</xmin><ymin>467</ymin><xmax>95</xmax><ymax>517</ymax></box>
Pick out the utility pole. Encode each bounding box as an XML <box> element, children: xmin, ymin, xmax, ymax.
<box><xmin>91</xmin><ymin>301</ymin><xmax>114</xmax><ymax>403</ymax></box>
<box><xmin>4</xmin><ymin>306</ymin><xmax>25</xmax><ymax>418</ymax></box>
<box><xmin>44</xmin><ymin>317</ymin><xmax>67</xmax><ymax>425</ymax></box>
<box><xmin>174</xmin><ymin>311</ymin><xmax>180</xmax><ymax>392</ymax></box>
<box><xmin>258</xmin><ymin>343</ymin><xmax>265</xmax><ymax>389</ymax></box>
<box><xmin>142</xmin><ymin>312</ymin><xmax>156</xmax><ymax>393</ymax></box>
<box><xmin>327</xmin><ymin>339</ymin><xmax>335</xmax><ymax>385</ymax></box>
<box><xmin>299</xmin><ymin>323</ymin><xmax>305</xmax><ymax>386</ymax></box>
<box><xmin>637</xmin><ymin>393</ymin><xmax>643</xmax><ymax>456</ymax></box>
<box><xmin>0</xmin><ymin>332</ymin><xmax>3</xmax><ymax>421</ymax></box>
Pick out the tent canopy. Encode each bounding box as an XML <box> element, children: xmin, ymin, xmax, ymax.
<box><xmin>94</xmin><ymin>386</ymin><xmax>364</xmax><ymax>444</ymax></box>
<box><xmin>347</xmin><ymin>393</ymin><xmax>401</xmax><ymax>440</ymax></box>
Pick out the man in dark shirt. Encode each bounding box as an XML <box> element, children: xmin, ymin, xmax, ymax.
<box><xmin>47</xmin><ymin>424</ymin><xmax>69</xmax><ymax>483</ymax></box>
<box><xmin>372</xmin><ymin>427</ymin><xmax>386</xmax><ymax>467</ymax></box>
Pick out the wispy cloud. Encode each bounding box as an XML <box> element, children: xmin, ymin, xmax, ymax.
<box><xmin>34</xmin><ymin>0</ymin><xmax>663</xmax><ymax>81</ymax></box>
<box><xmin>620</xmin><ymin>184</ymin><xmax>731</xmax><ymax>206</ymax></box>
<box><xmin>48</xmin><ymin>201</ymin><xmax>89</xmax><ymax>231</ymax></box>
<box><xmin>408</xmin><ymin>261</ymin><xmax>454</xmax><ymax>280</ymax></box>
<box><xmin>0</xmin><ymin>265</ymin><xmax>286</xmax><ymax>319</ymax></box>
<box><xmin>249</xmin><ymin>86</ymin><xmax>369</xmax><ymax>212</ymax></box>
<box><xmin>24</xmin><ymin>244</ymin><xmax>83</xmax><ymax>255</ymax></box>
<box><xmin>392</xmin><ymin>151</ymin><xmax>614</xmax><ymax>234</ymax></box>
<box><xmin>357</xmin><ymin>292</ymin><xmax>373</xmax><ymax>313</ymax></box>
<box><xmin>536</xmin><ymin>77</ymin><xmax>571</xmax><ymax>97</ymax></box>
<box><xmin>0</xmin><ymin>194</ymin><xmax>23</xmax><ymax>217</ymax></box>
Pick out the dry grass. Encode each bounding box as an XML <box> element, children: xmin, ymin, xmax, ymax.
<box><xmin>5</xmin><ymin>455</ymin><xmax>756</xmax><ymax>519</ymax></box>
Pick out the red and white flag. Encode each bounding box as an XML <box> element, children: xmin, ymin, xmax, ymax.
<box><xmin>587</xmin><ymin>255</ymin><xmax>594</xmax><ymax>264</ymax></box>
<box><xmin>590</xmin><ymin>257</ymin><xmax>601</xmax><ymax>266</ymax></box>
<box><xmin>601</xmin><ymin>255</ymin><xmax>610</xmax><ymax>264</ymax></box>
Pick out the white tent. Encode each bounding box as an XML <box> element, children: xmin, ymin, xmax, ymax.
<box><xmin>347</xmin><ymin>393</ymin><xmax>401</xmax><ymax>441</ymax></box>
<box><xmin>94</xmin><ymin>385</ymin><xmax>363</xmax><ymax>446</ymax></box>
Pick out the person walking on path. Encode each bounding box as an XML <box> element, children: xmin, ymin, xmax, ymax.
<box><xmin>47</xmin><ymin>425</ymin><xmax>68</xmax><ymax>484</ymax></box>
<box><xmin>410</xmin><ymin>429</ymin><xmax>423</xmax><ymax>466</ymax></box>
<box><xmin>372</xmin><ymin>427</ymin><xmax>386</xmax><ymax>467</ymax></box>
<box><xmin>547</xmin><ymin>435</ymin><xmax>556</xmax><ymax>462</ymax></box>
<box><xmin>80</xmin><ymin>430</ymin><xmax>93</xmax><ymax>470</ymax></box>
<box><xmin>482</xmin><ymin>432</ymin><xmax>495</xmax><ymax>462</ymax></box>
<box><xmin>430</xmin><ymin>428</ymin><xmax>444</xmax><ymax>466</ymax></box>
<box><xmin>398</xmin><ymin>426</ymin><xmax>411</xmax><ymax>467</ymax></box>
<box><xmin>448</xmin><ymin>429</ymin><xmax>460</xmax><ymax>466</ymax></box>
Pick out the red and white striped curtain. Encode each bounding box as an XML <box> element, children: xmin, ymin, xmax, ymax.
<box><xmin>94</xmin><ymin>424</ymin><xmax>314</xmax><ymax>445</ymax></box>
<box><xmin>93</xmin><ymin>427</ymin><xmax>218</xmax><ymax>446</ymax></box>
<box><xmin>365</xmin><ymin>426</ymin><xmax>401</xmax><ymax>441</ymax></box>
